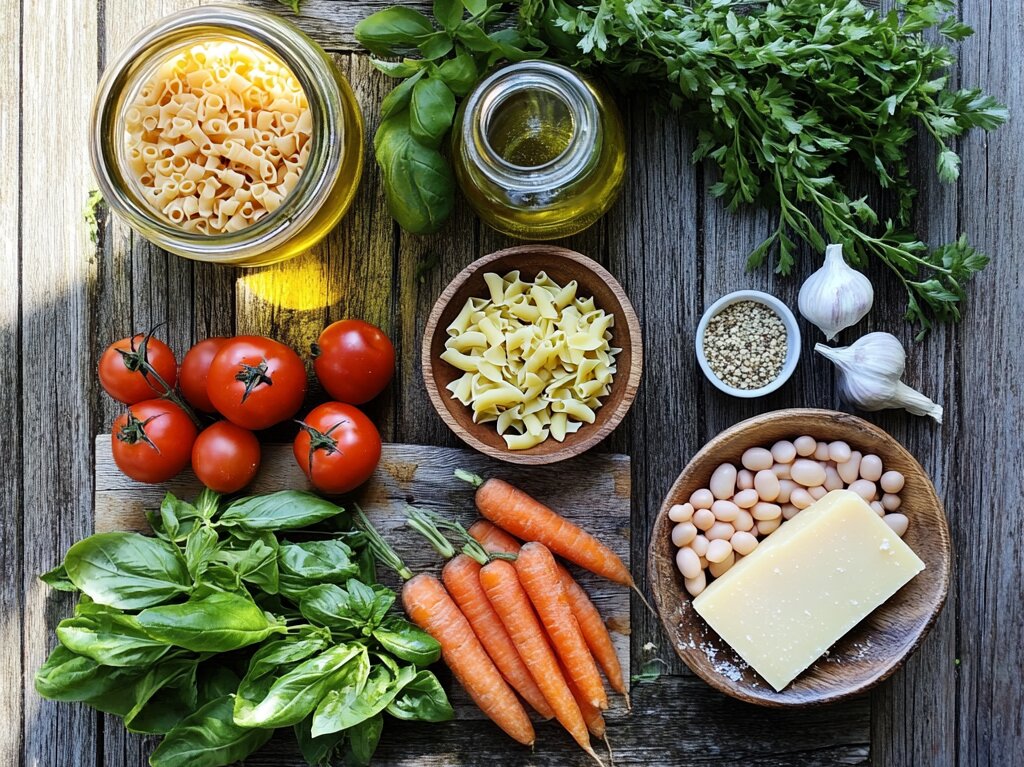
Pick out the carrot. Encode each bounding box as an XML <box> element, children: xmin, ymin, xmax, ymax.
<box><xmin>516</xmin><ymin>542</ymin><xmax>608</xmax><ymax>710</ymax></box>
<box><xmin>402</xmin><ymin>573</ymin><xmax>535</xmax><ymax>747</ymax></box>
<box><xmin>479</xmin><ymin>559</ymin><xmax>603</xmax><ymax>765</ymax></box>
<box><xmin>561</xmin><ymin>660</ymin><xmax>606</xmax><ymax>739</ymax></box>
<box><xmin>441</xmin><ymin>554</ymin><xmax>556</xmax><ymax>720</ymax></box>
<box><xmin>470</xmin><ymin>520</ymin><xmax>630</xmax><ymax>704</ymax></box>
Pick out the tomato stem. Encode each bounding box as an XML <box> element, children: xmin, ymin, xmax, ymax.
<box><xmin>116</xmin><ymin>412</ymin><xmax>163</xmax><ymax>454</ymax></box>
<box><xmin>235</xmin><ymin>359</ymin><xmax>273</xmax><ymax>403</ymax></box>
<box><xmin>117</xmin><ymin>327</ymin><xmax>203</xmax><ymax>428</ymax></box>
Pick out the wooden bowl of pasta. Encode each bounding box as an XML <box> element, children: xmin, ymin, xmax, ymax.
<box><xmin>422</xmin><ymin>245</ymin><xmax>643</xmax><ymax>465</ymax></box>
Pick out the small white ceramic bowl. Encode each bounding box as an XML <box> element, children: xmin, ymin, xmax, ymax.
<box><xmin>695</xmin><ymin>290</ymin><xmax>801</xmax><ymax>398</ymax></box>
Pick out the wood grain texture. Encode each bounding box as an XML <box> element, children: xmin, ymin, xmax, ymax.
<box><xmin>421</xmin><ymin>245</ymin><xmax>642</xmax><ymax>464</ymax></box>
<box><xmin>650</xmin><ymin>409</ymin><xmax>950</xmax><ymax>707</ymax></box>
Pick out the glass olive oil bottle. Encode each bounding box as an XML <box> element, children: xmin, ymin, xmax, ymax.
<box><xmin>453</xmin><ymin>61</ymin><xmax>626</xmax><ymax>240</ymax></box>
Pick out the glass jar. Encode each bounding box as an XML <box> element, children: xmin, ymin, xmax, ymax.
<box><xmin>91</xmin><ymin>5</ymin><xmax>363</xmax><ymax>266</ymax></box>
<box><xmin>452</xmin><ymin>61</ymin><xmax>626</xmax><ymax>241</ymax></box>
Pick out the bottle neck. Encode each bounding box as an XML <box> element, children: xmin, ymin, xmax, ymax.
<box><xmin>461</xmin><ymin>61</ymin><xmax>601</xmax><ymax>193</ymax></box>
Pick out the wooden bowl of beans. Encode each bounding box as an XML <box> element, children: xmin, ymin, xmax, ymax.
<box><xmin>648</xmin><ymin>408</ymin><xmax>950</xmax><ymax>706</ymax></box>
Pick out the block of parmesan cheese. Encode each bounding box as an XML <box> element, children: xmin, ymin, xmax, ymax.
<box><xmin>692</xmin><ymin>489</ymin><xmax>925</xmax><ymax>691</ymax></box>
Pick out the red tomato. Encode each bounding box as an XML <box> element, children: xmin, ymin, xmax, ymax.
<box><xmin>312</xmin><ymin>320</ymin><xmax>395</xmax><ymax>405</ymax></box>
<box><xmin>179</xmin><ymin>337</ymin><xmax>230</xmax><ymax>413</ymax></box>
<box><xmin>98</xmin><ymin>334</ymin><xmax>178</xmax><ymax>404</ymax></box>
<box><xmin>191</xmin><ymin>421</ymin><xmax>261</xmax><ymax>493</ymax></box>
<box><xmin>111</xmin><ymin>399</ymin><xmax>197</xmax><ymax>483</ymax></box>
<box><xmin>293</xmin><ymin>402</ymin><xmax>382</xmax><ymax>494</ymax></box>
<box><xmin>207</xmin><ymin>336</ymin><xmax>307</xmax><ymax>430</ymax></box>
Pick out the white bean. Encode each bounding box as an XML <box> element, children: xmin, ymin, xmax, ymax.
<box><xmin>860</xmin><ymin>454</ymin><xmax>883</xmax><ymax>482</ymax></box>
<box><xmin>708</xmin><ymin>552</ymin><xmax>735</xmax><ymax>578</ymax></box>
<box><xmin>794</xmin><ymin>435</ymin><xmax>817</xmax><ymax>456</ymax></box>
<box><xmin>693</xmin><ymin>509</ymin><xmax>716</xmax><ymax>531</ymax></box>
<box><xmin>790</xmin><ymin>487</ymin><xmax>814</xmax><ymax>509</ymax></box>
<box><xmin>808</xmin><ymin>484</ymin><xmax>828</xmax><ymax>500</ymax></box>
<box><xmin>883</xmin><ymin>513</ymin><xmax>909</xmax><ymax>537</ymax></box>
<box><xmin>706</xmin><ymin>539</ymin><xmax>733</xmax><ymax>563</ymax></box>
<box><xmin>824</xmin><ymin>466</ymin><xmax>844</xmax><ymax>491</ymax></box>
<box><xmin>752</xmin><ymin>502</ymin><xmax>782</xmax><ymax>521</ymax></box>
<box><xmin>734</xmin><ymin>510</ymin><xmax>755</xmax><ymax>532</ymax></box>
<box><xmin>848</xmin><ymin>478</ymin><xmax>877</xmax><ymax>502</ymax></box>
<box><xmin>814</xmin><ymin>441</ymin><xmax>831</xmax><ymax>461</ymax></box>
<box><xmin>672</xmin><ymin>522</ymin><xmax>698</xmax><ymax>547</ymax></box>
<box><xmin>669</xmin><ymin>502</ymin><xmax>694</xmax><ymax>522</ymax></box>
<box><xmin>733</xmin><ymin>489</ymin><xmax>760</xmax><ymax>509</ymax></box>
<box><xmin>707</xmin><ymin>521</ymin><xmax>735</xmax><ymax>541</ymax></box>
<box><xmin>756</xmin><ymin>518</ymin><xmax>781</xmax><ymax>535</ymax></box>
<box><xmin>828</xmin><ymin>440</ymin><xmax>852</xmax><ymax>463</ymax></box>
<box><xmin>712</xmin><ymin>499</ymin><xmax>740</xmax><ymax>522</ymax></box>
<box><xmin>731</xmin><ymin>530</ymin><xmax>758</xmax><ymax>556</ymax></box>
<box><xmin>676</xmin><ymin>546</ymin><xmax>703</xmax><ymax>579</ymax></box>
<box><xmin>791</xmin><ymin>458</ymin><xmax>827</xmax><ymax>487</ymax></box>
<box><xmin>771</xmin><ymin>440</ymin><xmax>797</xmax><ymax>464</ymax></box>
<box><xmin>754</xmin><ymin>470</ymin><xmax>781</xmax><ymax>502</ymax></box>
<box><xmin>781</xmin><ymin>503</ymin><xmax>800</xmax><ymax>520</ymax></box>
<box><xmin>870</xmin><ymin>501</ymin><xmax>886</xmax><ymax>517</ymax></box>
<box><xmin>837</xmin><ymin>451</ymin><xmax>862</xmax><ymax>484</ymax></box>
<box><xmin>776</xmin><ymin>479</ymin><xmax>795</xmax><ymax>504</ymax></box>
<box><xmin>882</xmin><ymin>493</ymin><xmax>902</xmax><ymax>511</ymax></box>
<box><xmin>737</xmin><ymin>469</ymin><xmax>755</xmax><ymax>491</ymax></box>
<box><xmin>771</xmin><ymin>462</ymin><xmax>792</xmax><ymax>480</ymax></box>
<box><xmin>741</xmin><ymin>447</ymin><xmax>774</xmax><ymax>471</ymax></box>
<box><xmin>684</xmin><ymin>571</ymin><xmax>707</xmax><ymax>596</ymax></box>
<box><xmin>880</xmin><ymin>471</ymin><xmax>906</xmax><ymax>494</ymax></box>
<box><xmin>709</xmin><ymin>463</ymin><xmax>738</xmax><ymax>500</ymax></box>
<box><xmin>691</xmin><ymin>534</ymin><xmax>709</xmax><ymax>557</ymax></box>
<box><xmin>689</xmin><ymin>488</ymin><xmax>714</xmax><ymax>509</ymax></box>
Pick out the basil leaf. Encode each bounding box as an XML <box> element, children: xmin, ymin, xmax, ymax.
<box><xmin>213</xmin><ymin>535</ymin><xmax>279</xmax><ymax>594</ymax></box>
<box><xmin>354</xmin><ymin>7</ymin><xmax>434</xmax><ymax>57</ymax></box>
<box><xmin>345</xmin><ymin>713</ymin><xmax>384</xmax><ymax>767</ymax></box>
<box><xmin>124</xmin><ymin>657</ymin><xmax>199</xmax><ymax>734</ymax></box>
<box><xmin>435</xmin><ymin>51</ymin><xmax>479</xmax><ymax>96</ymax></box>
<box><xmin>185</xmin><ymin>525</ymin><xmax>220</xmax><ymax>582</ymax></box>
<box><xmin>150</xmin><ymin>695</ymin><xmax>273</xmax><ymax>767</ymax></box>
<box><xmin>153</xmin><ymin>493</ymin><xmax>201</xmax><ymax>542</ymax></box>
<box><xmin>39</xmin><ymin>563</ymin><xmax>78</xmax><ymax>592</ymax></box>
<box><xmin>195</xmin><ymin>663</ymin><xmax>241</xmax><ymax>707</ymax></box>
<box><xmin>294</xmin><ymin>715</ymin><xmax>344</xmax><ymax>767</ymax></box>
<box><xmin>307</xmin><ymin>647</ymin><xmax>371</xmax><ymax>737</ymax></box>
<box><xmin>372</xmin><ymin>618</ymin><xmax>441</xmax><ymax>666</ymax></box>
<box><xmin>137</xmin><ymin>590</ymin><xmax>285</xmax><ymax>652</ymax></box>
<box><xmin>279</xmin><ymin>540</ymin><xmax>357</xmax><ymax>584</ymax></box>
<box><xmin>57</xmin><ymin>610</ymin><xmax>171</xmax><ymax>667</ymax></box>
<box><xmin>380</xmin><ymin>70</ymin><xmax>425</xmax><ymax>121</ymax></box>
<box><xmin>346</xmin><ymin>579</ymin><xmax>395</xmax><ymax>628</ymax></box>
<box><xmin>433</xmin><ymin>0</ymin><xmax>464</xmax><ymax>31</ymax></box>
<box><xmin>386</xmin><ymin>669</ymin><xmax>454</xmax><ymax>722</ymax></box>
<box><xmin>298</xmin><ymin>584</ymin><xmax>362</xmax><ymax>635</ymax></box>
<box><xmin>218</xmin><ymin>491</ymin><xmax>344</xmax><ymax>532</ymax></box>
<box><xmin>311</xmin><ymin>663</ymin><xmax>415</xmax><ymax>737</ymax></box>
<box><xmin>35</xmin><ymin>644</ymin><xmax>144</xmax><ymax>707</ymax></box>
<box><xmin>374</xmin><ymin>117</ymin><xmax>454</xmax><ymax>234</ymax></box>
<box><xmin>355</xmin><ymin>545</ymin><xmax>377</xmax><ymax>586</ymax></box>
<box><xmin>233</xmin><ymin>643</ymin><xmax>363</xmax><ymax>728</ymax></box>
<box><xmin>64</xmin><ymin>532</ymin><xmax>190</xmax><ymax>610</ymax></box>
<box><xmin>418</xmin><ymin>32</ymin><xmax>455</xmax><ymax>61</ymax></box>
<box><xmin>371</xmin><ymin>57</ymin><xmax>424</xmax><ymax>79</ymax></box>
<box><xmin>410</xmin><ymin>77</ymin><xmax>456</xmax><ymax>148</ymax></box>
<box><xmin>239</xmin><ymin>636</ymin><xmax>329</xmax><ymax>690</ymax></box>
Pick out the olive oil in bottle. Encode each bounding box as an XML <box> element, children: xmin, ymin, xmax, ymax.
<box><xmin>453</xmin><ymin>61</ymin><xmax>626</xmax><ymax>240</ymax></box>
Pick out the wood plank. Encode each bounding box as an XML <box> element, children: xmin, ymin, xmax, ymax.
<box><xmin>19</xmin><ymin>2</ymin><xmax>100</xmax><ymax>766</ymax></box>
<box><xmin>0</xmin><ymin>0</ymin><xmax>21</xmax><ymax>762</ymax></box>
<box><xmin>93</xmin><ymin>438</ymin><xmax>632</xmax><ymax>722</ymax></box>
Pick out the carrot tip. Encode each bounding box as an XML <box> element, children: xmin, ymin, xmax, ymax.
<box><xmin>584</xmin><ymin>745</ymin><xmax>607</xmax><ymax>767</ymax></box>
<box><xmin>603</xmin><ymin>733</ymin><xmax>616</xmax><ymax>767</ymax></box>
<box><xmin>631</xmin><ymin>583</ymin><xmax>656</xmax><ymax>616</ymax></box>
<box><xmin>622</xmin><ymin>690</ymin><xmax>632</xmax><ymax>712</ymax></box>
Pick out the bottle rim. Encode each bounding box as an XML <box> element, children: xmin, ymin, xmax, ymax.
<box><xmin>90</xmin><ymin>4</ymin><xmax>344</xmax><ymax>261</ymax></box>
<box><xmin>461</xmin><ymin>60</ymin><xmax>601</xmax><ymax>193</ymax></box>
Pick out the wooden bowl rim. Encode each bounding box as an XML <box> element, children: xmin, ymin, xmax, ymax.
<box><xmin>421</xmin><ymin>245</ymin><xmax>643</xmax><ymax>465</ymax></box>
<box><xmin>647</xmin><ymin>407</ymin><xmax>951</xmax><ymax>707</ymax></box>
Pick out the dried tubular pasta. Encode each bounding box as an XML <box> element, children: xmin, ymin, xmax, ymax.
<box><xmin>123</xmin><ymin>40</ymin><xmax>311</xmax><ymax>234</ymax></box>
<box><xmin>443</xmin><ymin>272</ymin><xmax>620</xmax><ymax>450</ymax></box>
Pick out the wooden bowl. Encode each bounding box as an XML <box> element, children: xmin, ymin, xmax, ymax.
<box><xmin>648</xmin><ymin>408</ymin><xmax>950</xmax><ymax>706</ymax></box>
<box><xmin>422</xmin><ymin>245</ymin><xmax>642</xmax><ymax>465</ymax></box>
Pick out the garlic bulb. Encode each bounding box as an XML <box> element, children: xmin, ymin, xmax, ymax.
<box><xmin>815</xmin><ymin>333</ymin><xmax>943</xmax><ymax>423</ymax></box>
<box><xmin>798</xmin><ymin>243</ymin><xmax>874</xmax><ymax>340</ymax></box>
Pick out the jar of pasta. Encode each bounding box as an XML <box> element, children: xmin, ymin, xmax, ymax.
<box><xmin>91</xmin><ymin>5</ymin><xmax>363</xmax><ymax>266</ymax></box>
<box><xmin>452</xmin><ymin>61</ymin><xmax>626</xmax><ymax>241</ymax></box>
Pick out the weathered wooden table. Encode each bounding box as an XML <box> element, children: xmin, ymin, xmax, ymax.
<box><xmin>4</xmin><ymin>0</ymin><xmax>1020</xmax><ymax>765</ymax></box>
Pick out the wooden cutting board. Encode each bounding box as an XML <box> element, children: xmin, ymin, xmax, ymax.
<box><xmin>93</xmin><ymin>436</ymin><xmax>632</xmax><ymax>719</ymax></box>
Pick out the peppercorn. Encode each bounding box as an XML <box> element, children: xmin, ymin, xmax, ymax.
<box><xmin>702</xmin><ymin>300</ymin><xmax>787</xmax><ymax>389</ymax></box>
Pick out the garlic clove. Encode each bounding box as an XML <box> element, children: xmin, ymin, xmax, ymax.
<box><xmin>798</xmin><ymin>244</ymin><xmax>874</xmax><ymax>340</ymax></box>
<box><xmin>814</xmin><ymin>334</ymin><xmax>943</xmax><ymax>423</ymax></box>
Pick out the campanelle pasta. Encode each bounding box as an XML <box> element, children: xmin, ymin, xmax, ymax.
<box><xmin>124</xmin><ymin>40</ymin><xmax>311</xmax><ymax>234</ymax></box>
<box><xmin>442</xmin><ymin>271</ymin><xmax>619</xmax><ymax>450</ymax></box>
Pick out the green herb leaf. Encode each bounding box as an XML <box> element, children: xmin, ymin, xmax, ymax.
<box><xmin>218</xmin><ymin>491</ymin><xmax>345</xmax><ymax>532</ymax></box>
<box><xmin>64</xmin><ymin>532</ymin><xmax>191</xmax><ymax>610</ymax></box>
<box><xmin>434</xmin><ymin>51</ymin><xmax>479</xmax><ymax>96</ymax></box>
<box><xmin>345</xmin><ymin>713</ymin><xmax>385</xmax><ymax>767</ymax></box>
<box><xmin>278</xmin><ymin>540</ymin><xmax>358</xmax><ymax>586</ymax></box>
<box><xmin>433</xmin><ymin>0</ymin><xmax>464</xmax><ymax>31</ymax></box>
<box><xmin>355</xmin><ymin>7</ymin><xmax>435</xmax><ymax>57</ymax></box>
<box><xmin>137</xmin><ymin>590</ymin><xmax>285</xmax><ymax>653</ymax></box>
<box><xmin>372</xmin><ymin>618</ymin><xmax>441</xmax><ymax>666</ymax></box>
<box><xmin>410</xmin><ymin>77</ymin><xmax>456</xmax><ymax>148</ymax></box>
<box><xmin>57</xmin><ymin>610</ymin><xmax>171</xmax><ymax>667</ymax></box>
<box><xmin>374</xmin><ymin>116</ymin><xmax>454</xmax><ymax>234</ymax></box>
<box><xmin>294</xmin><ymin>715</ymin><xmax>345</xmax><ymax>767</ymax></box>
<box><xmin>40</xmin><ymin>563</ymin><xmax>78</xmax><ymax>592</ymax></box>
<box><xmin>184</xmin><ymin>525</ymin><xmax>220</xmax><ymax>582</ymax></box>
<box><xmin>386</xmin><ymin>669</ymin><xmax>453</xmax><ymax>721</ymax></box>
<box><xmin>311</xmin><ymin>662</ymin><xmax>415</xmax><ymax>737</ymax></box>
<box><xmin>150</xmin><ymin>695</ymin><xmax>274</xmax><ymax>767</ymax></box>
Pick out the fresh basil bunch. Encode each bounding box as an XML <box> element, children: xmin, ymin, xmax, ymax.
<box><xmin>36</xmin><ymin>490</ymin><xmax>452</xmax><ymax>767</ymax></box>
<box><xmin>355</xmin><ymin>0</ymin><xmax>544</xmax><ymax>234</ymax></box>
